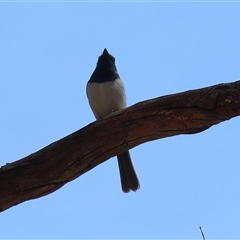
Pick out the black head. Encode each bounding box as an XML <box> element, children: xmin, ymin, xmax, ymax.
<box><xmin>88</xmin><ymin>48</ymin><xmax>120</xmax><ymax>83</ymax></box>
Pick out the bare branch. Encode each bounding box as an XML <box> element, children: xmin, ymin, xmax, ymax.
<box><xmin>1</xmin><ymin>81</ymin><xmax>240</xmax><ymax>212</ymax></box>
<box><xmin>199</xmin><ymin>226</ymin><xmax>206</xmax><ymax>240</ymax></box>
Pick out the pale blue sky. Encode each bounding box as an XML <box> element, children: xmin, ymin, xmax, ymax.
<box><xmin>1</xmin><ymin>2</ymin><xmax>240</xmax><ymax>239</ymax></box>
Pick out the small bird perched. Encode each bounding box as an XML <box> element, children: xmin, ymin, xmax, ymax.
<box><xmin>86</xmin><ymin>48</ymin><xmax>140</xmax><ymax>193</ymax></box>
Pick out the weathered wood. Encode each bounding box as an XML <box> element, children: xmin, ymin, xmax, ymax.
<box><xmin>1</xmin><ymin>81</ymin><xmax>240</xmax><ymax>212</ymax></box>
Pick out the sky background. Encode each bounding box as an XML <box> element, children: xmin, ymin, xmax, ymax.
<box><xmin>1</xmin><ymin>2</ymin><xmax>240</xmax><ymax>239</ymax></box>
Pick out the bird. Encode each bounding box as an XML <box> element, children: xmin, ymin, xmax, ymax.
<box><xmin>86</xmin><ymin>48</ymin><xmax>140</xmax><ymax>193</ymax></box>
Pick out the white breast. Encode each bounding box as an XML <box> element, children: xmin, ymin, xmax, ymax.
<box><xmin>86</xmin><ymin>78</ymin><xmax>127</xmax><ymax>120</ymax></box>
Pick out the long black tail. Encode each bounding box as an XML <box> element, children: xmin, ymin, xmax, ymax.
<box><xmin>117</xmin><ymin>151</ymin><xmax>140</xmax><ymax>193</ymax></box>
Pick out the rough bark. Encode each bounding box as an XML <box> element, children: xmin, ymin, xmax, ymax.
<box><xmin>1</xmin><ymin>81</ymin><xmax>240</xmax><ymax>212</ymax></box>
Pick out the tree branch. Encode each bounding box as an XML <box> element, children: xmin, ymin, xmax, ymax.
<box><xmin>1</xmin><ymin>81</ymin><xmax>240</xmax><ymax>212</ymax></box>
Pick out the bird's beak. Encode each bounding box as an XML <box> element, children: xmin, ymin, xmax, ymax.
<box><xmin>103</xmin><ymin>48</ymin><xmax>109</xmax><ymax>55</ymax></box>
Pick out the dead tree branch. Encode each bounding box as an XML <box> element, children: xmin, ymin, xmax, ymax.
<box><xmin>1</xmin><ymin>81</ymin><xmax>240</xmax><ymax>212</ymax></box>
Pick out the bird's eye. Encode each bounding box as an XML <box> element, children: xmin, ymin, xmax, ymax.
<box><xmin>109</xmin><ymin>55</ymin><xmax>115</xmax><ymax>63</ymax></box>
